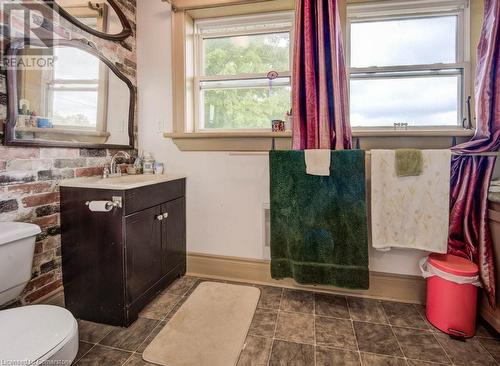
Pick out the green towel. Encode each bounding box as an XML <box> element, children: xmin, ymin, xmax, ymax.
<box><xmin>269</xmin><ymin>150</ymin><xmax>369</xmax><ymax>289</ymax></box>
<box><xmin>395</xmin><ymin>149</ymin><xmax>423</xmax><ymax>177</ymax></box>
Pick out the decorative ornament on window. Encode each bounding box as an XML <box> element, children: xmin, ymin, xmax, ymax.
<box><xmin>267</xmin><ymin>70</ymin><xmax>279</xmax><ymax>95</ymax></box>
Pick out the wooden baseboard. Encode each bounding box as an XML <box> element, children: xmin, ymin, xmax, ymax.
<box><xmin>480</xmin><ymin>292</ymin><xmax>500</xmax><ymax>332</ymax></box>
<box><xmin>187</xmin><ymin>252</ymin><xmax>426</xmax><ymax>304</ymax></box>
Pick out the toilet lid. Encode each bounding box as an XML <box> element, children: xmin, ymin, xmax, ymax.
<box><xmin>0</xmin><ymin>222</ymin><xmax>41</xmax><ymax>246</ymax></box>
<box><xmin>0</xmin><ymin>305</ymin><xmax>77</xmax><ymax>364</ymax></box>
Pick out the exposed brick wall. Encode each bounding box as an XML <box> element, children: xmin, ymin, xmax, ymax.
<box><xmin>0</xmin><ymin>146</ymin><xmax>135</xmax><ymax>306</ymax></box>
<box><xmin>0</xmin><ymin>0</ymin><xmax>137</xmax><ymax>306</ymax></box>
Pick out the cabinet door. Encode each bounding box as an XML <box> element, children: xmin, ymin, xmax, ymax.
<box><xmin>125</xmin><ymin>205</ymin><xmax>163</xmax><ymax>303</ymax></box>
<box><xmin>161</xmin><ymin>197</ymin><xmax>186</xmax><ymax>274</ymax></box>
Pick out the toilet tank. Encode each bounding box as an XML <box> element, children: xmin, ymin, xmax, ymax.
<box><xmin>0</xmin><ymin>222</ymin><xmax>41</xmax><ymax>306</ymax></box>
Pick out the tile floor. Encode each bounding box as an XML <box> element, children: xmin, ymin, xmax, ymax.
<box><xmin>66</xmin><ymin>276</ymin><xmax>499</xmax><ymax>366</ymax></box>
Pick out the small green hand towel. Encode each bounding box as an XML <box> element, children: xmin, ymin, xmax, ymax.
<box><xmin>395</xmin><ymin>149</ymin><xmax>423</xmax><ymax>177</ymax></box>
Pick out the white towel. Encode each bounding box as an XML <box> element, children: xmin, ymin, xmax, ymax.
<box><xmin>370</xmin><ymin>149</ymin><xmax>451</xmax><ymax>253</ymax></box>
<box><xmin>304</xmin><ymin>149</ymin><xmax>331</xmax><ymax>176</ymax></box>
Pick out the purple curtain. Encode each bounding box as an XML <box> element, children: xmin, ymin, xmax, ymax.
<box><xmin>449</xmin><ymin>0</ymin><xmax>500</xmax><ymax>305</ymax></box>
<box><xmin>291</xmin><ymin>0</ymin><xmax>352</xmax><ymax>150</ymax></box>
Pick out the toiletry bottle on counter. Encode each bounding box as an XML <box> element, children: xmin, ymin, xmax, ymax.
<box><xmin>143</xmin><ymin>153</ymin><xmax>155</xmax><ymax>175</ymax></box>
<box><xmin>154</xmin><ymin>162</ymin><xmax>164</xmax><ymax>175</ymax></box>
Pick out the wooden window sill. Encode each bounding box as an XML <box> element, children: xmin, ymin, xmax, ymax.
<box><xmin>16</xmin><ymin>127</ymin><xmax>111</xmax><ymax>144</ymax></box>
<box><xmin>164</xmin><ymin>129</ymin><xmax>474</xmax><ymax>151</ymax></box>
<box><xmin>164</xmin><ymin>131</ymin><xmax>292</xmax><ymax>151</ymax></box>
<box><xmin>164</xmin><ymin>131</ymin><xmax>292</xmax><ymax>139</ymax></box>
<box><xmin>17</xmin><ymin>127</ymin><xmax>110</xmax><ymax>137</ymax></box>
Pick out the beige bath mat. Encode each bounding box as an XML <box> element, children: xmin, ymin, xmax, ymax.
<box><xmin>142</xmin><ymin>281</ymin><xmax>260</xmax><ymax>366</ymax></box>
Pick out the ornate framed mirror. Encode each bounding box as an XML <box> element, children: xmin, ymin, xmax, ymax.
<box><xmin>4</xmin><ymin>38</ymin><xmax>135</xmax><ymax>149</ymax></box>
<box><xmin>43</xmin><ymin>0</ymin><xmax>133</xmax><ymax>41</ymax></box>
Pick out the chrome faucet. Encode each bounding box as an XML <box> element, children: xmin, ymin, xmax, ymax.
<box><xmin>106</xmin><ymin>151</ymin><xmax>131</xmax><ymax>178</ymax></box>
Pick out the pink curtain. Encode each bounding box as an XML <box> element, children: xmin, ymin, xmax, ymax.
<box><xmin>291</xmin><ymin>0</ymin><xmax>351</xmax><ymax>150</ymax></box>
<box><xmin>449</xmin><ymin>0</ymin><xmax>500</xmax><ymax>305</ymax></box>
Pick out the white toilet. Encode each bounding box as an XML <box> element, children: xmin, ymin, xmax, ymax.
<box><xmin>0</xmin><ymin>222</ymin><xmax>79</xmax><ymax>365</ymax></box>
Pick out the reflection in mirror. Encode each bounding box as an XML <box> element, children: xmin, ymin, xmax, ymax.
<box><xmin>46</xmin><ymin>0</ymin><xmax>132</xmax><ymax>40</ymax></box>
<box><xmin>58</xmin><ymin>0</ymin><xmax>121</xmax><ymax>33</ymax></box>
<box><xmin>8</xmin><ymin>42</ymin><xmax>133</xmax><ymax>147</ymax></box>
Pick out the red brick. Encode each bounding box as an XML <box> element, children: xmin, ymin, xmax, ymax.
<box><xmin>40</xmin><ymin>259</ymin><xmax>58</xmax><ymax>274</ymax></box>
<box><xmin>42</xmin><ymin>236</ymin><xmax>60</xmax><ymax>251</ymax></box>
<box><xmin>54</xmin><ymin>159</ymin><xmax>86</xmax><ymax>169</ymax></box>
<box><xmin>75</xmin><ymin>166</ymin><xmax>104</xmax><ymax>177</ymax></box>
<box><xmin>22</xmin><ymin>192</ymin><xmax>59</xmax><ymax>207</ymax></box>
<box><xmin>23</xmin><ymin>279</ymin><xmax>63</xmax><ymax>303</ymax></box>
<box><xmin>0</xmin><ymin>146</ymin><xmax>39</xmax><ymax>159</ymax></box>
<box><xmin>0</xmin><ymin>172</ymin><xmax>36</xmax><ymax>185</ymax></box>
<box><xmin>0</xmin><ymin>161</ymin><xmax>5</xmax><ymax>172</ymax></box>
<box><xmin>23</xmin><ymin>272</ymin><xmax>55</xmax><ymax>293</ymax></box>
<box><xmin>34</xmin><ymin>242</ymin><xmax>43</xmax><ymax>255</ymax></box>
<box><xmin>54</xmin><ymin>269</ymin><xmax>63</xmax><ymax>279</ymax></box>
<box><xmin>31</xmin><ymin>214</ymin><xmax>59</xmax><ymax>229</ymax></box>
<box><xmin>40</xmin><ymin>148</ymin><xmax>79</xmax><ymax>159</ymax></box>
<box><xmin>8</xmin><ymin>182</ymin><xmax>52</xmax><ymax>194</ymax></box>
<box><xmin>0</xmin><ymin>199</ymin><xmax>18</xmax><ymax>213</ymax></box>
<box><xmin>38</xmin><ymin>169</ymin><xmax>74</xmax><ymax>181</ymax></box>
<box><xmin>35</xmin><ymin>204</ymin><xmax>59</xmax><ymax>217</ymax></box>
<box><xmin>32</xmin><ymin>250</ymin><xmax>55</xmax><ymax>269</ymax></box>
<box><xmin>79</xmin><ymin>148</ymin><xmax>106</xmax><ymax>157</ymax></box>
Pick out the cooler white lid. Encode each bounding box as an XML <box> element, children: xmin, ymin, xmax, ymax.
<box><xmin>0</xmin><ymin>305</ymin><xmax>77</xmax><ymax>364</ymax></box>
<box><xmin>0</xmin><ymin>222</ymin><xmax>41</xmax><ymax>246</ymax></box>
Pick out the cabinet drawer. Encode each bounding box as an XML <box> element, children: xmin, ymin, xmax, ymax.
<box><xmin>123</xmin><ymin>178</ymin><xmax>185</xmax><ymax>215</ymax></box>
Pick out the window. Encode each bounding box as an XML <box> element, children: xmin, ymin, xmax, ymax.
<box><xmin>347</xmin><ymin>0</ymin><xmax>470</xmax><ymax>129</ymax></box>
<box><xmin>46</xmin><ymin>47</ymin><xmax>107</xmax><ymax>129</ymax></box>
<box><xmin>194</xmin><ymin>12</ymin><xmax>293</xmax><ymax>131</ymax></box>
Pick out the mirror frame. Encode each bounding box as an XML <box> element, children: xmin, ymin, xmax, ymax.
<box><xmin>43</xmin><ymin>0</ymin><xmax>133</xmax><ymax>41</ymax></box>
<box><xmin>3</xmin><ymin>37</ymin><xmax>135</xmax><ymax>149</ymax></box>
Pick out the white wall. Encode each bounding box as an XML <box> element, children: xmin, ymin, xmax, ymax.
<box><xmin>137</xmin><ymin>0</ymin><xmax>443</xmax><ymax>277</ymax></box>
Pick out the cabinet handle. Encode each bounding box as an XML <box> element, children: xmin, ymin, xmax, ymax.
<box><xmin>156</xmin><ymin>215</ymin><xmax>164</xmax><ymax>221</ymax></box>
<box><xmin>162</xmin><ymin>212</ymin><xmax>169</xmax><ymax>219</ymax></box>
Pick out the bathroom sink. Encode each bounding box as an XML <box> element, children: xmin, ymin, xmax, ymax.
<box><xmin>59</xmin><ymin>174</ymin><xmax>185</xmax><ymax>190</ymax></box>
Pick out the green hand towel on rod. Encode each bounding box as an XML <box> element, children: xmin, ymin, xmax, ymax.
<box><xmin>395</xmin><ymin>149</ymin><xmax>424</xmax><ymax>177</ymax></box>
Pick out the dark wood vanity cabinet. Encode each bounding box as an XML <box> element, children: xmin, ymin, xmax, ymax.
<box><xmin>60</xmin><ymin>178</ymin><xmax>186</xmax><ymax>327</ymax></box>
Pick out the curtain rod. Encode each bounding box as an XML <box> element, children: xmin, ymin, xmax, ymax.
<box><xmin>160</xmin><ymin>0</ymin><xmax>280</xmax><ymax>12</ymax></box>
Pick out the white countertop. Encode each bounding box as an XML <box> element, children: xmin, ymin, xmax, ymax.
<box><xmin>59</xmin><ymin>174</ymin><xmax>186</xmax><ymax>190</ymax></box>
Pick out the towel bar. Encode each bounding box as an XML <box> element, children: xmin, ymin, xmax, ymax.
<box><xmin>364</xmin><ymin>150</ymin><xmax>499</xmax><ymax>157</ymax></box>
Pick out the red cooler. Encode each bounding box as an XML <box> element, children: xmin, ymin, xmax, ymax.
<box><xmin>422</xmin><ymin>253</ymin><xmax>480</xmax><ymax>338</ymax></box>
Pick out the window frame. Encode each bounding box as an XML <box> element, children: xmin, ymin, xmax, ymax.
<box><xmin>346</xmin><ymin>0</ymin><xmax>471</xmax><ymax>130</ymax></box>
<box><xmin>63</xmin><ymin>3</ymin><xmax>108</xmax><ymax>34</ymax></box>
<box><xmin>192</xmin><ymin>11</ymin><xmax>294</xmax><ymax>132</ymax></box>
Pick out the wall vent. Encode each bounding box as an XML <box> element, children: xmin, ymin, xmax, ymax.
<box><xmin>262</xmin><ymin>203</ymin><xmax>270</xmax><ymax>260</ymax></box>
